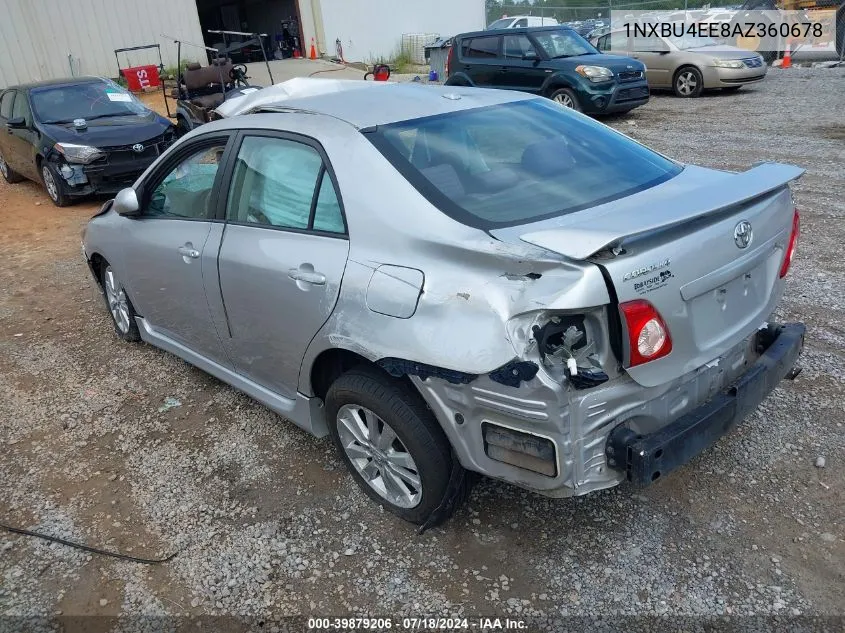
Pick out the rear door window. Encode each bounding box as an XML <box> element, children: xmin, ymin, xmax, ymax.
<box><xmin>0</xmin><ymin>91</ymin><xmax>14</xmax><ymax>119</ymax></box>
<box><xmin>225</xmin><ymin>135</ymin><xmax>345</xmax><ymax>234</ymax></box>
<box><xmin>503</xmin><ymin>34</ymin><xmax>538</xmax><ymax>58</ymax></box>
<box><xmin>609</xmin><ymin>31</ymin><xmax>630</xmax><ymax>52</ymax></box>
<box><xmin>11</xmin><ymin>91</ymin><xmax>32</xmax><ymax>125</ymax></box>
<box><xmin>465</xmin><ymin>36</ymin><xmax>501</xmax><ymax>59</ymax></box>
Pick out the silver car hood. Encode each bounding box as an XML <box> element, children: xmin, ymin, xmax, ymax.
<box><xmin>493</xmin><ymin>162</ymin><xmax>804</xmax><ymax>261</ymax></box>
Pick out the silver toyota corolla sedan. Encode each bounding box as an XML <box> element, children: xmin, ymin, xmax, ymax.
<box><xmin>83</xmin><ymin>80</ymin><xmax>804</xmax><ymax>527</ymax></box>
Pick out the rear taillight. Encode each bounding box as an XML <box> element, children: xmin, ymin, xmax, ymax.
<box><xmin>779</xmin><ymin>208</ymin><xmax>800</xmax><ymax>278</ymax></box>
<box><xmin>620</xmin><ymin>300</ymin><xmax>672</xmax><ymax>367</ymax></box>
<box><xmin>445</xmin><ymin>46</ymin><xmax>453</xmax><ymax>77</ymax></box>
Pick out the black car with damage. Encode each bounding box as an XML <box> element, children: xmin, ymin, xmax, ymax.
<box><xmin>0</xmin><ymin>76</ymin><xmax>175</xmax><ymax>206</ymax></box>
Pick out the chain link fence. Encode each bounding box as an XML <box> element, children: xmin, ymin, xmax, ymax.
<box><xmin>488</xmin><ymin>0</ymin><xmax>730</xmax><ymax>25</ymax></box>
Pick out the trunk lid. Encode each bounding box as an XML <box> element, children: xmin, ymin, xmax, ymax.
<box><xmin>494</xmin><ymin>163</ymin><xmax>804</xmax><ymax>387</ymax></box>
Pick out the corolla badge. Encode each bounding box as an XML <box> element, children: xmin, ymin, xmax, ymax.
<box><xmin>132</xmin><ymin>143</ymin><xmax>145</xmax><ymax>153</ymax></box>
<box><xmin>734</xmin><ymin>221</ymin><xmax>753</xmax><ymax>249</ymax></box>
<box><xmin>622</xmin><ymin>258</ymin><xmax>671</xmax><ymax>282</ymax></box>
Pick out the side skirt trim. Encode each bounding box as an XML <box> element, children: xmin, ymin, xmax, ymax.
<box><xmin>136</xmin><ymin>317</ymin><xmax>327</xmax><ymax>437</ymax></box>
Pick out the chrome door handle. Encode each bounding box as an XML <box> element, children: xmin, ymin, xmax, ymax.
<box><xmin>288</xmin><ymin>268</ymin><xmax>326</xmax><ymax>285</ymax></box>
<box><xmin>177</xmin><ymin>245</ymin><xmax>200</xmax><ymax>259</ymax></box>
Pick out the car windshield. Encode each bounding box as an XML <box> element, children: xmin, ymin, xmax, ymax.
<box><xmin>31</xmin><ymin>80</ymin><xmax>150</xmax><ymax>124</ymax></box>
<box><xmin>487</xmin><ymin>18</ymin><xmax>513</xmax><ymax>29</ymax></box>
<box><xmin>367</xmin><ymin>99</ymin><xmax>682</xmax><ymax>230</ymax></box>
<box><xmin>532</xmin><ymin>29</ymin><xmax>597</xmax><ymax>58</ymax></box>
<box><xmin>666</xmin><ymin>33</ymin><xmax>719</xmax><ymax>49</ymax></box>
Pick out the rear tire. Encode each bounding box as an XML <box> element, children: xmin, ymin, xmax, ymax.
<box><xmin>325</xmin><ymin>367</ymin><xmax>467</xmax><ymax>525</ymax></box>
<box><xmin>673</xmin><ymin>66</ymin><xmax>703</xmax><ymax>98</ymax></box>
<box><xmin>549</xmin><ymin>87</ymin><xmax>582</xmax><ymax>112</ymax></box>
<box><xmin>0</xmin><ymin>149</ymin><xmax>24</xmax><ymax>183</ymax></box>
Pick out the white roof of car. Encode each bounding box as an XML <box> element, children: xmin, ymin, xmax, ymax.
<box><xmin>214</xmin><ymin>78</ymin><xmax>533</xmax><ymax>129</ymax></box>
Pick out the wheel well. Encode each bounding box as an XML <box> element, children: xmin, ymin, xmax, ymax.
<box><xmin>309</xmin><ymin>349</ymin><xmax>373</xmax><ymax>401</ymax></box>
<box><xmin>673</xmin><ymin>64</ymin><xmax>701</xmax><ymax>82</ymax></box>
<box><xmin>545</xmin><ymin>82</ymin><xmax>573</xmax><ymax>98</ymax></box>
<box><xmin>89</xmin><ymin>253</ymin><xmax>107</xmax><ymax>283</ymax></box>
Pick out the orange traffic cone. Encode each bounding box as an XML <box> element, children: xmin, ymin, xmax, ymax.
<box><xmin>781</xmin><ymin>41</ymin><xmax>792</xmax><ymax>68</ymax></box>
<box><xmin>309</xmin><ymin>37</ymin><xmax>317</xmax><ymax>60</ymax></box>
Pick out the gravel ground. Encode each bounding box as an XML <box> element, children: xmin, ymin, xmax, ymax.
<box><xmin>1</xmin><ymin>67</ymin><xmax>843</xmax><ymax>631</ymax></box>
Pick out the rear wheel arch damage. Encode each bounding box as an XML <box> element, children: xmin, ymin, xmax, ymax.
<box><xmin>313</xmin><ymin>354</ymin><xmax>472</xmax><ymax>527</ymax></box>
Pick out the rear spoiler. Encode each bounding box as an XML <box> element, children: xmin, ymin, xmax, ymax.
<box><xmin>519</xmin><ymin>163</ymin><xmax>804</xmax><ymax>260</ymax></box>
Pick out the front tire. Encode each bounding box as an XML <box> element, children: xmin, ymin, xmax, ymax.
<box><xmin>41</xmin><ymin>162</ymin><xmax>72</xmax><ymax>207</ymax></box>
<box><xmin>549</xmin><ymin>87</ymin><xmax>582</xmax><ymax>111</ymax></box>
<box><xmin>0</xmin><ymin>149</ymin><xmax>24</xmax><ymax>183</ymax></box>
<box><xmin>673</xmin><ymin>66</ymin><xmax>703</xmax><ymax>98</ymax></box>
<box><xmin>100</xmin><ymin>263</ymin><xmax>141</xmax><ymax>342</ymax></box>
<box><xmin>326</xmin><ymin>367</ymin><xmax>466</xmax><ymax>525</ymax></box>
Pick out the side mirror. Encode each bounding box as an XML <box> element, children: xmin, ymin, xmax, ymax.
<box><xmin>523</xmin><ymin>52</ymin><xmax>540</xmax><ymax>62</ymax></box>
<box><xmin>6</xmin><ymin>117</ymin><xmax>26</xmax><ymax>130</ymax></box>
<box><xmin>113</xmin><ymin>187</ymin><xmax>140</xmax><ymax>216</ymax></box>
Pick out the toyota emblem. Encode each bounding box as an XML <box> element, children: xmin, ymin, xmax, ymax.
<box><xmin>734</xmin><ymin>221</ymin><xmax>753</xmax><ymax>249</ymax></box>
<box><xmin>132</xmin><ymin>143</ymin><xmax>145</xmax><ymax>153</ymax></box>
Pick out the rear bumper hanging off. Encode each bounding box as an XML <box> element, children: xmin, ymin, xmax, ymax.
<box><xmin>606</xmin><ymin>322</ymin><xmax>805</xmax><ymax>486</ymax></box>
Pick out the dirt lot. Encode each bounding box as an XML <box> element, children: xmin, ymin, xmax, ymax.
<box><xmin>1</xmin><ymin>69</ymin><xmax>844</xmax><ymax>630</ymax></box>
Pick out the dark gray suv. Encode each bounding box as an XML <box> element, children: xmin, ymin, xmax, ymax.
<box><xmin>445</xmin><ymin>26</ymin><xmax>649</xmax><ymax>115</ymax></box>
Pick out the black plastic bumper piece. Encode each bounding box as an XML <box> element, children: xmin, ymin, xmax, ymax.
<box><xmin>607</xmin><ymin>322</ymin><xmax>805</xmax><ymax>486</ymax></box>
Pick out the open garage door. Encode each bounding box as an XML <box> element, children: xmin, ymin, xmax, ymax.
<box><xmin>194</xmin><ymin>0</ymin><xmax>306</xmax><ymax>62</ymax></box>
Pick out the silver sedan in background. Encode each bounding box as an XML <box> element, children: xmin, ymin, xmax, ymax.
<box><xmin>592</xmin><ymin>31</ymin><xmax>767</xmax><ymax>97</ymax></box>
<box><xmin>83</xmin><ymin>80</ymin><xmax>802</xmax><ymax>527</ymax></box>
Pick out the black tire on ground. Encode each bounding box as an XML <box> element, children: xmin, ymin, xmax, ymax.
<box><xmin>444</xmin><ymin>76</ymin><xmax>468</xmax><ymax>86</ymax></box>
<box><xmin>99</xmin><ymin>262</ymin><xmax>141</xmax><ymax>342</ymax></box>
<box><xmin>673</xmin><ymin>66</ymin><xmax>704</xmax><ymax>98</ymax></box>
<box><xmin>722</xmin><ymin>86</ymin><xmax>743</xmax><ymax>92</ymax></box>
<box><xmin>40</xmin><ymin>161</ymin><xmax>72</xmax><ymax>207</ymax></box>
<box><xmin>325</xmin><ymin>367</ymin><xmax>468</xmax><ymax>525</ymax></box>
<box><xmin>549</xmin><ymin>87</ymin><xmax>582</xmax><ymax>112</ymax></box>
<box><xmin>0</xmin><ymin>149</ymin><xmax>24</xmax><ymax>183</ymax></box>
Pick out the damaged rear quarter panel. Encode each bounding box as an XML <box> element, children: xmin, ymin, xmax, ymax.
<box><xmin>297</xmin><ymin>130</ymin><xmax>611</xmax><ymax>395</ymax></box>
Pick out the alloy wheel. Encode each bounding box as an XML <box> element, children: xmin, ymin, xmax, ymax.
<box><xmin>554</xmin><ymin>92</ymin><xmax>576</xmax><ymax>109</ymax></box>
<box><xmin>42</xmin><ymin>165</ymin><xmax>58</xmax><ymax>201</ymax></box>
<box><xmin>104</xmin><ymin>266</ymin><xmax>131</xmax><ymax>334</ymax></box>
<box><xmin>336</xmin><ymin>404</ymin><xmax>422</xmax><ymax>509</ymax></box>
<box><xmin>676</xmin><ymin>71</ymin><xmax>698</xmax><ymax>96</ymax></box>
<box><xmin>0</xmin><ymin>153</ymin><xmax>8</xmax><ymax>179</ymax></box>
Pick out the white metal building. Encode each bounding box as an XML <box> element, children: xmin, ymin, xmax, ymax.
<box><xmin>0</xmin><ymin>0</ymin><xmax>485</xmax><ymax>88</ymax></box>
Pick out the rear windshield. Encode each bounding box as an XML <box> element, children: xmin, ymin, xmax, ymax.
<box><xmin>366</xmin><ymin>99</ymin><xmax>681</xmax><ymax>230</ymax></box>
